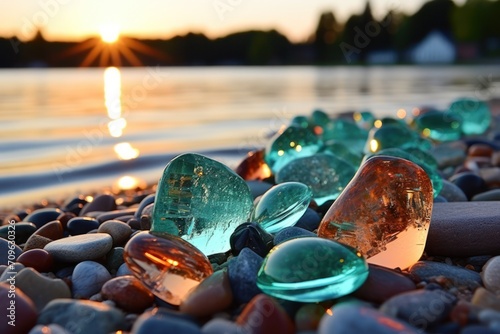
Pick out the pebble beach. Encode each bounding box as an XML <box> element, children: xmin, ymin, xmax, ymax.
<box><xmin>1</xmin><ymin>99</ymin><xmax>500</xmax><ymax>334</ymax></box>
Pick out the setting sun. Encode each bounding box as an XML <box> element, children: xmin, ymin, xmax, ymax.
<box><xmin>100</xmin><ymin>24</ymin><xmax>120</xmax><ymax>44</ymax></box>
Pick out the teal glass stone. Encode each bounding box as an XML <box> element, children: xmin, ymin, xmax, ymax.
<box><xmin>257</xmin><ymin>237</ymin><xmax>369</xmax><ymax>302</ymax></box>
<box><xmin>322</xmin><ymin>119</ymin><xmax>368</xmax><ymax>154</ymax></box>
<box><xmin>414</xmin><ymin>110</ymin><xmax>462</xmax><ymax>142</ymax></box>
<box><xmin>367</xmin><ymin>148</ymin><xmax>443</xmax><ymax>198</ymax></box>
<box><xmin>251</xmin><ymin>182</ymin><xmax>313</xmax><ymax>234</ymax></box>
<box><xmin>319</xmin><ymin>141</ymin><xmax>363</xmax><ymax>167</ymax></box>
<box><xmin>276</xmin><ymin>153</ymin><xmax>357</xmax><ymax>205</ymax></box>
<box><xmin>404</xmin><ymin>147</ymin><xmax>439</xmax><ymax>170</ymax></box>
<box><xmin>310</xmin><ymin>109</ymin><xmax>330</xmax><ymax>126</ymax></box>
<box><xmin>449</xmin><ymin>98</ymin><xmax>491</xmax><ymax>135</ymax></box>
<box><xmin>291</xmin><ymin>115</ymin><xmax>310</xmax><ymax>129</ymax></box>
<box><xmin>265</xmin><ymin>126</ymin><xmax>322</xmax><ymax>174</ymax></box>
<box><xmin>365</xmin><ymin>124</ymin><xmax>431</xmax><ymax>154</ymax></box>
<box><xmin>378</xmin><ymin>117</ymin><xmax>406</xmax><ymax>127</ymax></box>
<box><xmin>151</xmin><ymin>153</ymin><xmax>254</xmax><ymax>255</ymax></box>
<box><xmin>353</xmin><ymin>110</ymin><xmax>375</xmax><ymax>130</ymax></box>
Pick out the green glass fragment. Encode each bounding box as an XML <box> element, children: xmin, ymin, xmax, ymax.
<box><xmin>414</xmin><ymin>110</ymin><xmax>462</xmax><ymax>142</ymax></box>
<box><xmin>449</xmin><ymin>98</ymin><xmax>491</xmax><ymax>135</ymax></box>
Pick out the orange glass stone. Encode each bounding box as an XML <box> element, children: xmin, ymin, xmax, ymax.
<box><xmin>235</xmin><ymin>149</ymin><xmax>272</xmax><ymax>181</ymax></box>
<box><xmin>318</xmin><ymin>156</ymin><xmax>433</xmax><ymax>269</ymax></box>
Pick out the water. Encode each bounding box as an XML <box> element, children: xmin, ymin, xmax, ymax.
<box><xmin>0</xmin><ymin>65</ymin><xmax>497</xmax><ymax>207</ymax></box>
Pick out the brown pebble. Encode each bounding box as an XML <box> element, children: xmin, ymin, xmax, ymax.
<box><xmin>80</xmin><ymin>194</ymin><xmax>117</xmax><ymax>216</ymax></box>
<box><xmin>34</xmin><ymin>220</ymin><xmax>63</xmax><ymax>240</ymax></box>
<box><xmin>56</xmin><ymin>212</ymin><xmax>75</xmax><ymax>230</ymax></box>
<box><xmin>471</xmin><ymin>287</ymin><xmax>500</xmax><ymax>311</ymax></box>
<box><xmin>468</xmin><ymin>144</ymin><xmax>493</xmax><ymax>157</ymax></box>
<box><xmin>23</xmin><ymin>234</ymin><xmax>53</xmax><ymax>251</ymax></box>
<box><xmin>101</xmin><ymin>275</ymin><xmax>154</xmax><ymax>313</ymax></box>
<box><xmin>491</xmin><ymin>151</ymin><xmax>500</xmax><ymax>167</ymax></box>
<box><xmin>479</xmin><ymin>167</ymin><xmax>500</xmax><ymax>187</ymax></box>
<box><xmin>97</xmin><ymin>220</ymin><xmax>132</xmax><ymax>246</ymax></box>
<box><xmin>236</xmin><ymin>294</ymin><xmax>295</xmax><ymax>334</ymax></box>
<box><xmin>0</xmin><ymin>283</ymin><xmax>37</xmax><ymax>334</ymax></box>
<box><xmin>17</xmin><ymin>249</ymin><xmax>54</xmax><ymax>273</ymax></box>
<box><xmin>294</xmin><ymin>304</ymin><xmax>327</xmax><ymax>331</ymax></box>
<box><xmin>180</xmin><ymin>269</ymin><xmax>233</xmax><ymax>317</ymax></box>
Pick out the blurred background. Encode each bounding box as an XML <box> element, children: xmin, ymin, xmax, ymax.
<box><xmin>0</xmin><ymin>0</ymin><xmax>499</xmax><ymax>206</ymax></box>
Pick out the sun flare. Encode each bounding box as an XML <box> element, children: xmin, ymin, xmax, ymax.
<box><xmin>100</xmin><ymin>24</ymin><xmax>120</xmax><ymax>44</ymax></box>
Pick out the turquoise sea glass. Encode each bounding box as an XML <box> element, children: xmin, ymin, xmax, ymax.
<box><xmin>257</xmin><ymin>237</ymin><xmax>368</xmax><ymax>302</ymax></box>
<box><xmin>265</xmin><ymin>126</ymin><xmax>321</xmax><ymax>174</ymax></box>
<box><xmin>319</xmin><ymin>141</ymin><xmax>363</xmax><ymax>167</ymax></box>
<box><xmin>365</xmin><ymin>124</ymin><xmax>431</xmax><ymax>154</ymax></box>
<box><xmin>323</xmin><ymin>119</ymin><xmax>368</xmax><ymax>153</ymax></box>
<box><xmin>449</xmin><ymin>98</ymin><xmax>491</xmax><ymax>135</ymax></box>
<box><xmin>414</xmin><ymin>110</ymin><xmax>462</xmax><ymax>142</ymax></box>
<box><xmin>353</xmin><ymin>111</ymin><xmax>376</xmax><ymax>130</ymax></box>
<box><xmin>276</xmin><ymin>153</ymin><xmax>357</xmax><ymax>205</ymax></box>
<box><xmin>291</xmin><ymin>115</ymin><xmax>310</xmax><ymax>129</ymax></box>
<box><xmin>251</xmin><ymin>182</ymin><xmax>313</xmax><ymax>234</ymax></box>
<box><xmin>151</xmin><ymin>153</ymin><xmax>253</xmax><ymax>255</ymax></box>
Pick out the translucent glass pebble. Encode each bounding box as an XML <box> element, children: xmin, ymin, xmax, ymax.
<box><xmin>124</xmin><ymin>231</ymin><xmax>213</xmax><ymax>305</ymax></box>
<box><xmin>449</xmin><ymin>98</ymin><xmax>491</xmax><ymax>135</ymax></box>
<box><xmin>414</xmin><ymin>110</ymin><xmax>462</xmax><ymax>142</ymax></box>
<box><xmin>265</xmin><ymin>126</ymin><xmax>322</xmax><ymax>174</ymax></box>
<box><xmin>152</xmin><ymin>153</ymin><xmax>253</xmax><ymax>255</ymax></box>
<box><xmin>235</xmin><ymin>149</ymin><xmax>272</xmax><ymax>181</ymax></box>
<box><xmin>276</xmin><ymin>153</ymin><xmax>357</xmax><ymax>205</ymax></box>
<box><xmin>322</xmin><ymin>119</ymin><xmax>368</xmax><ymax>153</ymax></box>
<box><xmin>365</xmin><ymin>124</ymin><xmax>431</xmax><ymax>154</ymax></box>
<box><xmin>257</xmin><ymin>237</ymin><xmax>368</xmax><ymax>302</ymax></box>
<box><xmin>251</xmin><ymin>182</ymin><xmax>312</xmax><ymax>234</ymax></box>
<box><xmin>319</xmin><ymin>141</ymin><xmax>363</xmax><ymax>167</ymax></box>
<box><xmin>353</xmin><ymin>110</ymin><xmax>376</xmax><ymax>130</ymax></box>
<box><xmin>318</xmin><ymin>156</ymin><xmax>433</xmax><ymax>269</ymax></box>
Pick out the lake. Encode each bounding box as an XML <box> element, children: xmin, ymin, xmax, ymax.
<box><xmin>0</xmin><ymin>65</ymin><xmax>497</xmax><ymax>206</ymax></box>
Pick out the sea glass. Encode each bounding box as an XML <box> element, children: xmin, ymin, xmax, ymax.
<box><xmin>365</xmin><ymin>124</ymin><xmax>431</xmax><ymax>154</ymax></box>
<box><xmin>256</xmin><ymin>237</ymin><xmax>368</xmax><ymax>302</ymax></box>
<box><xmin>124</xmin><ymin>231</ymin><xmax>213</xmax><ymax>305</ymax></box>
<box><xmin>319</xmin><ymin>141</ymin><xmax>363</xmax><ymax>167</ymax></box>
<box><xmin>265</xmin><ymin>126</ymin><xmax>321</xmax><ymax>174</ymax></box>
<box><xmin>414</xmin><ymin>110</ymin><xmax>462</xmax><ymax>142</ymax></box>
<box><xmin>353</xmin><ymin>111</ymin><xmax>376</xmax><ymax>130</ymax></box>
<box><xmin>366</xmin><ymin>148</ymin><xmax>443</xmax><ymax>198</ymax></box>
<box><xmin>276</xmin><ymin>153</ymin><xmax>357</xmax><ymax>205</ymax></box>
<box><xmin>151</xmin><ymin>153</ymin><xmax>253</xmax><ymax>255</ymax></box>
<box><xmin>318</xmin><ymin>156</ymin><xmax>433</xmax><ymax>269</ymax></box>
<box><xmin>235</xmin><ymin>149</ymin><xmax>272</xmax><ymax>181</ymax></box>
<box><xmin>251</xmin><ymin>182</ymin><xmax>312</xmax><ymax>233</ymax></box>
<box><xmin>449</xmin><ymin>98</ymin><xmax>491</xmax><ymax>135</ymax></box>
<box><xmin>322</xmin><ymin>119</ymin><xmax>368</xmax><ymax>154</ymax></box>
<box><xmin>291</xmin><ymin>115</ymin><xmax>310</xmax><ymax>129</ymax></box>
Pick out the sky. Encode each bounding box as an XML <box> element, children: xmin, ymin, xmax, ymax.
<box><xmin>0</xmin><ymin>0</ymin><xmax>465</xmax><ymax>43</ymax></box>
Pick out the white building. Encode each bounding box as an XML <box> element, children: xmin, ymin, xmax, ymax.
<box><xmin>411</xmin><ymin>31</ymin><xmax>456</xmax><ymax>64</ymax></box>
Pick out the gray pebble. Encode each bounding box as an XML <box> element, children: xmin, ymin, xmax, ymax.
<box><xmin>228</xmin><ymin>248</ymin><xmax>263</xmax><ymax>304</ymax></box>
<box><xmin>409</xmin><ymin>261</ymin><xmax>482</xmax><ymax>290</ymax></box>
<box><xmin>71</xmin><ymin>261</ymin><xmax>112</xmax><ymax>299</ymax></box>
<box><xmin>437</xmin><ymin>180</ymin><xmax>468</xmax><ymax>202</ymax></box>
<box><xmin>44</xmin><ymin>233</ymin><xmax>113</xmax><ymax>262</ymax></box>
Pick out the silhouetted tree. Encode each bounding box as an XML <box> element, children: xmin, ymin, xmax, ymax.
<box><xmin>313</xmin><ymin>11</ymin><xmax>340</xmax><ymax>63</ymax></box>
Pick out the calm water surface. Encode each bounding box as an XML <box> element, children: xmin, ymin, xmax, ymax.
<box><xmin>0</xmin><ymin>65</ymin><xmax>497</xmax><ymax>206</ymax></box>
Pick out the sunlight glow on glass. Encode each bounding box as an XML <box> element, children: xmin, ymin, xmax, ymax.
<box><xmin>114</xmin><ymin>142</ymin><xmax>140</xmax><ymax>160</ymax></box>
<box><xmin>100</xmin><ymin>24</ymin><xmax>120</xmax><ymax>44</ymax></box>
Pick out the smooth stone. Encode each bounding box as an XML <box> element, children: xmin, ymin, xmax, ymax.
<box><xmin>246</xmin><ymin>181</ymin><xmax>274</xmax><ymax>199</ymax></box>
<box><xmin>23</xmin><ymin>208</ymin><xmax>63</xmax><ymax>228</ymax></box>
<box><xmin>472</xmin><ymin>287</ymin><xmax>500</xmax><ymax>312</ymax></box>
<box><xmin>438</xmin><ymin>180</ymin><xmax>468</xmax><ymax>202</ymax></box>
<box><xmin>0</xmin><ymin>222</ymin><xmax>37</xmax><ymax>244</ymax></box>
<box><xmin>16</xmin><ymin>267</ymin><xmax>71</xmax><ymax>312</ymax></box>
<box><xmin>380</xmin><ymin>289</ymin><xmax>456</xmax><ymax>329</ymax></box>
<box><xmin>461</xmin><ymin>325</ymin><xmax>499</xmax><ymax>334</ymax></box>
<box><xmin>294</xmin><ymin>208</ymin><xmax>321</xmax><ymax>231</ymax></box>
<box><xmin>431</xmin><ymin>142</ymin><xmax>467</xmax><ymax>168</ymax></box>
<box><xmin>479</xmin><ymin>167</ymin><xmax>500</xmax><ymax>187</ymax></box>
<box><xmin>33</xmin><ymin>220</ymin><xmax>64</xmax><ymax>240</ymax></box>
<box><xmin>0</xmin><ymin>237</ymin><xmax>23</xmax><ymax>265</ymax></box>
<box><xmin>295</xmin><ymin>303</ymin><xmax>327</xmax><ymax>331</ymax></box>
<box><xmin>433</xmin><ymin>196</ymin><xmax>447</xmax><ymax>203</ymax></box>
<box><xmin>251</xmin><ymin>182</ymin><xmax>312</xmax><ymax>233</ymax></box>
<box><xmin>101</xmin><ymin>275</ymin><xmax>154</xmax><ymax>313</ymax></box>
<box><xmin>473</xmin><ymin>189</ymin><xmax>500</xmax><ymax>201</ymax></box>
<box><xmin>229</xmin><ymin>222</ymin><xmax>274</xmax><ymax>257</ymax></box>
<box><xmin>353</xmin><ymin>264</ymin><xmax>417</xmax><ymax>304</ymax></box>
<box><xmin>202</xmin><ymin>318</ymin><xmax>242</xmax><ymax>334</ymax></box>
<box><xmin>274</xmin><ymin>226</ymin><xmax>317</xmax><ymax>245</ymax></box>
<box><xmin>276</xmin><ymin>153</ymin><xmax>356</xmax><ymax>205</ymax></box>
<box><xmin>24</xmin><ymin>235</ymin><xmax>53</xmax><ymax>251</ymax></box>
<box><xmin>66</xmin><ymin>217</ymin><xmax>100</xmax><ymax>236</ymax></box>
<box><xmin>134</xmin><ymin>194</ymin><xmax>155</xmax><ymax>219</ymax></box>
<box><xmin>97</xmin><ymin>220</ymin><xmax>132</xmax><ymax>246</ymax></box>
<box><xmin>479</xmin><ymin>309</ymin><xmax>500</xmax><ymax>325</ymax></box>
<box><xmin>116</xmin><ymin>262</ymin><xmax>132</xmax><ymax>276</ymax></box>
<box><xmin>318</xmin><ymin>303</ymin><xmax>419</xmax><ymax>334</ymax></box>
<box><xmin>482</xmin><ymin>256</ymin><xmax>500</xmax><ymax>293</ymax></box>
<box><xmin>180</xmin><ymin>269</ymin><xmax>233</xmax><ymax>317</ymax></box>
<box><xmin>0</xmin><ymin>282</ymin><xmax>37</xmax><ymax>334</ymax></box>
<box><xmin>228</xmin><ymin>248</ymin><xmax>263</xmax><ymax>304</ymax></box>
<box><xmin>426</xmin><ymin>202</ymin><xmax>500</xmax><ymax>257</ymax></box>
<box><xmin>131</xmin><ymin>308</ymin><xmax>201</xmax><ymax>334</ymax></box>
<box><xmin>0</xmin><ymin>262</ymin><xmax>25</xmax><ymax>281</ymax></box>
<box><xmin>449</xmin><ymin>172</ymin><xmax>488</xmax><ymax>200</ymax></box>
<box><xmin>72</xmin><ymin>261</ymin><xmax>111</xmax><ymax>299</ymax></box>
<box><xmin>29</xmin><ymin>324</ymin><xmax>71</xmax><ymax>334</ymax></box>
<box><xmin>44</xmin><ymin>233</ymin><xmax>113</xmax><ymax>262</ymax></box>
<box><xmin>469</xmin><ymin>144</ymin><xmax>494</xmax><ymax>157</ymax></box>
<box><xmin>236</xmin><ymin>149</ymin><xmax>273</xmax><ymax>181</ymax></box>
<box><xmin>105</xmin><ymin>247</ymin><xmax>124</xmax><ymax>275</ymax></box>
<box><xmin>318</xmin><ymin>156</ymin><xmax>433</xmax><ymax>269</ymax></box>
<box><xmin>17</xmin><ymin>249</ymin><xmax>54</xmax><ymax>273</ymax></box>
<box><xmin>96</xmin><ymin>208</ymin><xmax>136</xmax><ymax>223</ymax></box>
<box><xmin>236</xmin><ymin>294</ymin><xmax>295</xmax><ymax>334</ymax></box>
<box><xmin>151</xmin><ymin>153</ymin><xmax>254</xmax><ymax>255</ymax></box>
<box><xmin>124</xmin><ymin>231</ymin><xmax>213</xmax><ymax>305</ymax></box>
<box><xmin>257</xmin><ymin>237</ymin><xmax>368</xmax><ymax>302</ymax></box>
<box><xmin>492</xmin><ymin>151</ymin><xmax>500</xmax><ymax>166</ymax></box>
<box><xmin>79</xmin><ymin>194</ymin><xmax>117</xmax><ymax>216</ymax></box>
<box><xmin>37</xmin><ymin>299</ymin><xmax>125</xmax><ymax>334</ymax></box>
<box><xmin>409</xmin><ymin>261</ymin><xmax>482</xmax><ymax>290</ymax></box>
